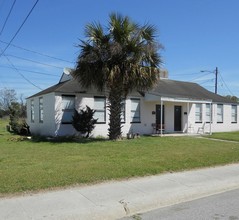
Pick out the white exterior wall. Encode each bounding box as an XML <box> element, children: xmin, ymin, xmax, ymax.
<box><xmin>27</xmin><ymin>93</ymin><xmax>56</xmax><ymax>136</ymax></box>
<box><xmin>27</xmin><ymin>91</ymin><xmax>239</xmax><ymax>137</ymax></box>
<box><xmin>54</xmin><ymin>94</ymin><xmax>75</xmax><ymax>136</ymax></box>
<box><xmin>143</xmin><ymin>101</ymin><xmax>239</xmax><ymax>134</ymax></box>
<box><xmin>211</xmin><ymin>103</ymin><xmax>239</xmax><ymax>132</ymax></box>
<box><xmin>188</xmin><ymin>103</ymin><xmax>239</xmax><ymax>133</ymax></box>
<box><xmin>121</xmin><ymin>96</ymin><xmax>155</xmax><ymax>136</ymax></box>
<box><xmin>162</xmin><ymin>102</ymin><xmax>188</xmax><ymax>133</ymax></box>
<box><xmin>52</xmin><ymin>93</ymin><xmax>101</xmax><ymax>137</ymax></box>
<box><xmin>52</xmin><ymin>91</ymin><xmax>161</xmax><ymax>137</ymax></box>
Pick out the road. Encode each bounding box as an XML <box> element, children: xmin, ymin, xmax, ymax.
<box><xmin>121</xmin><ymin>188</ymin><xmax>239</xmax><ymax>220</ymax></box>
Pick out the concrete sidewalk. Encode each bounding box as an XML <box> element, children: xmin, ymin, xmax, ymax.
<box><xmin>1</xmin><ymin>164</ymin><xmax>239</xmax><ymax>220</ymax></box>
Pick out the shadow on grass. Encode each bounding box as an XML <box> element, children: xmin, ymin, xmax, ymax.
<box><xmin>30</xmin><ymin>135</ymin><xmax>109</xmax><ymax>144</ymax></box>
<box><xmin>6</xmin><ymin>133</ymin><xmax>140</xmax><ymax>144</ymax></box>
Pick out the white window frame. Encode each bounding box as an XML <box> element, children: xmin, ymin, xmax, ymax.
<box><xmin>61</xmin><ymin>95</ymin><xmax>75</xmax><ymax>124</ymax></box>
<box><xmin>131</xmin><ymin>98</ymin><xmax>140</xmax><ymax>123</ymax></box>
<box><xmin>217</xmin><ymin>104</ymin><xmax>223</xmax><ymax>123</ymax></box>
<box><xmin>39</xmin><ymin>97</ymin><xmax>43</xmax><ymax>123</ymax></box>
<box><xmin>195</xmin><ymin>103</ymin><xmax>202</xmax><ymax>123</ymax></box>
<box><xmin>231</xmin><ymin>105</ymin><xmax>237</xmax><ymax>123</ymax></box>
<box><xmin>205</xmin><ymin>103</ymin><xmax>211</xmax><ymax>123</ymax></box>
<box><xmin>31</xmin><ymin>99</ymin><xmax>34</xmax><ymax>122</ymax></box>
<box><xmin>121</xmin><ymin>99</ymin><xmax>126</xmax><ymax>123</ymax></box>
<box><xmin>94</xmin><ymin>97</ymin><xmax>106</xmax><ymax>124</ymax></box>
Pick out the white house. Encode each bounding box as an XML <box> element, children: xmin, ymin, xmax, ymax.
<box><xmin>26</xmin><ymin>68</ymin><xmax>239</xmax><ymax>137</ymax></box>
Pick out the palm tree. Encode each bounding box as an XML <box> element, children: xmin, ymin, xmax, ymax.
<box><xmin>73</xmin><ymin>13</ymin><xmax>162</xmax><ymax>140</ymax></box>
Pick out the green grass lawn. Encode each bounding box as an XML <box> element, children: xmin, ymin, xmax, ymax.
<box><xmin>1</xmin><ymin>118</ymin><xmax>239</xmax><ymax>196</ymax></box>
<box><xmin>209</xmin><ymin>131</ymin><xmax>239</xmax><ymax>142</ymax></box>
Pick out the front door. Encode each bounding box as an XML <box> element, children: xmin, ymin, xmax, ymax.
<box><xmin>156</xmin><ymin>105</ymin><xmax>164</xmax><ymax>125</ymax></box>
<box><xmin>174</xmin><ymin>106</ymin><xmax>182</xmax><ymax>131</ymax></box>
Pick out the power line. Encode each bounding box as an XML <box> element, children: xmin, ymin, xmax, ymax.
<box><xmin>170</xmin><ymin>72</ymin><xmax>203</xmax><ymax>77</ymax></box>
<box><xmin>0</xmin><ymin>39</ymin><xmax>75</xmax><ymax>64</ymax></box>
<box><xmin>0</xmin><ymin>0</ymin><xmax>40</xmax><ymax>58</ymax></box>
<box><xmin>218</xmin><ymin>72</ymin><xmax>234</xmax><ymax>96</ymax></box>
<box><xmin>0</xmin><ymin>48</ymin><xmax>42</xmax><ymax>90</ymax></box>
<box><xmin>199</xmin><ymin>78</ymin><xmax>214</xmax><ymax>85</ymax></box>
<box><xmin>0</xmin><ymin>0</ymin><xmax>17</xmax><ymax>36</ymax></box>
<box><xmin>190</xmin><ymin>72</ymin><xmax>213</xmax><ymax>82</ymax></box>
<box><xmin>4</xmin><ymin>56</ymin><xmax>42</xmax><ymax>90</ymax></box>
<box><xmin>5</xmin><ymin>54</ymin><xmax>64</xmax><ymax>69</ymax></box>
<box><xmin>0</xmin><ymin>65</ymin><xmax>59</xmax><ymax>76</ymax></box>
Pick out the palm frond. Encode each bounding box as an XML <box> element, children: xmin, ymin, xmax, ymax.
<box><xmin>141</xmin><ymin>24</ymin><xmax>158</xmax><ymax>42</ymax></box>
<box><xmin>73</xmin><ymin>13</ymin><xmax>163</xmax><ymax>139</ymax></box>
<box><xmin>85</xmin><ymin>22</ymin><xmax>104</xmax><ymax>43</ymax></box>
<box><xmin>109</xmin><ymin>12</ymin><xmax>138</xmax><ymax>45</ymax></box>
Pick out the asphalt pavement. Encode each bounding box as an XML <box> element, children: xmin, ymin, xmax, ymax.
<box><xmin>121</xmin><ymin>187</ymin><xmax>239</xmax><ymax>220</ymax></box>
<box><xmin>1</xmin><ymin>164</ymin><xmax>239</xmax><ymax>220</ymax></box>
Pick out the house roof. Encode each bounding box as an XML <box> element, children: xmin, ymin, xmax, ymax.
<box><xmin>27</xmin><ymin>79</ymin><xmax>83</xmax><ymax>98</ymax></box>
<box><xmin>150</xmin><ymin>79</ymin><xmax>235</xmax><ymax>103</ymax></box>
<box><xmin>27</xmin><ymin>76</ymin><xmax>236</xmax><ymax>104</ymax></box>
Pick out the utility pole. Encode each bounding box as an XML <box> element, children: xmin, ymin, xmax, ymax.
<box><xmin>215</xmin><ymin>67</ymin><xmax>218</xmax><ymax>94</ymax></box>
<box><xmin>201</xmin><ymin>67</ymin><xmax>218</xmax><ymax>94</ymax></box>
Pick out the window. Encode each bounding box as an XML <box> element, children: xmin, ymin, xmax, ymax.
<box><xmin>231</xmin><ymin>105</ymin><xmax>237</xmax><ymax>123</ymax></box>
<box><xmin>121</xmin><ymin>100</ymin><xmax>125</xmax><ymax>123</ymax></box>
<box><xmin>217</xmin><ymin>104</ymin><xmax>223</xmax><ymax>123</ymax></box>
<box><xmin>205</xmin><ymin>103</ymin><xmax>211</xmax><ymax>123</ymax></box>
<box><xmin>131</xmin><ymin>98</ymin><xmax>140</xmax><ymax>123</ymax></box>
<box><xmin>31</xmin><ymin>100</ymin><xmax>34</xmax><ymax>122</ymax></box>
<box><xmin>39</xmin><ymin>97</ymin><xmax>43</xmax><ymax>123</ymax></box>
<box><xmin>61</xmin><ymin>95</ymin><xmax>75</xmax><ymax>124</ymax></box>
<box><xmin>94</xmin><ymin>97</ymin><xmax>106</xmax><ymax>123</ymax></box>
<box><xmin>195</xmin><ymin>104</ymin><xmax>202</xmax><ymax>123</ymax></box>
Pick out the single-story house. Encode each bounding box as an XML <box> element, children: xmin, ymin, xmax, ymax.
<box><xmin>26</xmin><ymin>68</ymin><xmax>239</xmax><ymax>137</ymax></box>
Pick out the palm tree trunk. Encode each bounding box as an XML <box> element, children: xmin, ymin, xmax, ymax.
<box><xmin>108</xmin><ymin>83</ymin><xmax>123</xmax><ymax>140</ymax></box>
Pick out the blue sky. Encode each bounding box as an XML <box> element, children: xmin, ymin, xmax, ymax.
<box><xmin>0</xmin><ymin>0</ymin><xmax>239</xmax><ymax>99</ymax></box>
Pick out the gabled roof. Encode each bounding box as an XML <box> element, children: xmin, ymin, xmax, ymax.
<box><xmin>27</xmin><ymin>76</ymin><xmax>236</xmax><ymax>104</ymax></box>
<box><xmin>27</xmin><ymin>79</ymin><xmax>82</xmax><ymax>98</ymax></box>
<box><xmin>149</xmin><ymin>79</ymin><xmax>235</xmax><ymax>103</ymax></box>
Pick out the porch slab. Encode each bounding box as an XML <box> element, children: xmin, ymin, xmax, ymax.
<box><xmin>151</xmin><ymin>133</ymin><xmax>201</xmax><ymax>137</ymax></box>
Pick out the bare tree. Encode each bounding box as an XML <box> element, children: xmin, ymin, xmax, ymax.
<box><xmin>0</xmin><ymin>88</ymin><xmax>17</xmax><ymax>111</ymax></box>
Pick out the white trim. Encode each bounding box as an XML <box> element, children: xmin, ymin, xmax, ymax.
<box><xmin>161</xmin><ymin>97</ymin><xmax>212</xmax><ymax>104</ymax></box>
<box><xmin>144</xmin><ymin>93</ymin><xmax>212</xmax><ymax>104</ymax></box>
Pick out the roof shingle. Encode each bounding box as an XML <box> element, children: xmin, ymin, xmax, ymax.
<box><xmin>28</xmin><ymin>78</ymin><xmax>236</xmax><ymax>104</ymax></box>
<box><xmin>149</xmin><ymin>79</ymin><xmax>235</xmax><ymax>103</ymax></box>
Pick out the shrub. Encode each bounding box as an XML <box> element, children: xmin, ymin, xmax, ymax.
<box><xmin>72</xmin><ymin>106</ymin><xmax>98</xmax><ymax>138</ymax></box>
<box><xmin>8</xmin><ymin>102</ymin><xmax>30</xmax><ymax>135</ymax></box>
